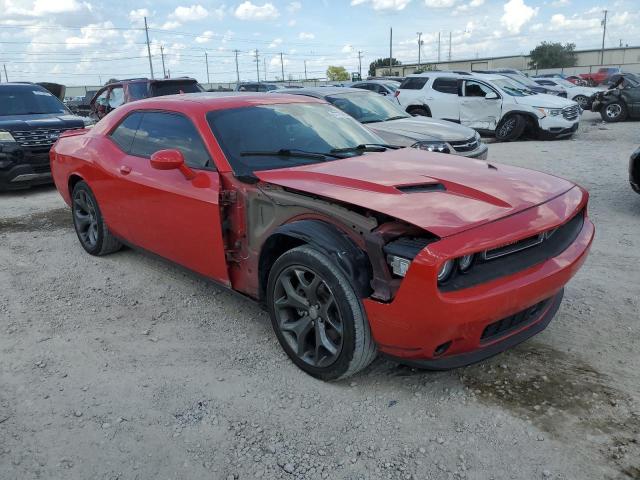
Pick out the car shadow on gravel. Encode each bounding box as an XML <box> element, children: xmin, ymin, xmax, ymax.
<box><xmin>0</xmin><ymin>207</ymin><xmax>70</xmax><ymax>233</ymax></box>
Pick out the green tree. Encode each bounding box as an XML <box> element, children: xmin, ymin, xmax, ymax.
<box><xmin>529</xmin><ymin>42</ymin><xmax>577</xmax><ymax>69</ymax></box>
<box><xmin>368</xmin><ymin>57</ymin><xmax>401</xmax><ymax>77</ymax></box>
<box><xmin>326</xmin><ymin>66</ymin><xmax>350</xmax><ymax>81</ymax></box>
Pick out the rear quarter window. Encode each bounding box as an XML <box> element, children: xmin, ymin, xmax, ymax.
<box><xmin>399</xmin><ymin>77</ymin><xmax>428</xmax><ymax>90</ymax></box>
<box><xmin>109</xmin><ymin>112</ymin><xmax>144</xmax><ymax>153</ymax></box>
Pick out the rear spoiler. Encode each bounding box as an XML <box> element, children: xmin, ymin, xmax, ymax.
<box><xmin>60</xmin><ymin>127</ymin><xmax>91</xmax><ymax>139</ymax></box>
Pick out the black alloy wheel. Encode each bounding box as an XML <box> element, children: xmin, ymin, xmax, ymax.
<box><xmin>495</xmin><ymin>114</ymin><xmax>526</xmax><ymax>141</ymax></box>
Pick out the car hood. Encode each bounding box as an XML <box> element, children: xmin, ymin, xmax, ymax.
<box><xmin>366</xmin><ymin>117</ymin><xmax>475</xmax><ymax>146</ymax></box>
<box><xmin>513</xmin><ymin>94</ymin><xmax>576</xmax><ymax>108</ymax></box>
<box><xmin>0</xmin><ymin>113</ymin><xmax>85</xmax><ymax>131</ymax></box>
<box><xmin>255</xmin><ymin>148</ymin><xmax>575</xmax><ymax>237</ymax></box>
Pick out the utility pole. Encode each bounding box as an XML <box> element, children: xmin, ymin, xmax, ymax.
<box><xmin>234</xmin><ymin>49</ymin><xmax>240</xmax><ymax>85</ymax></box>
<box><xmin>437</xmin><ymin>32</ymin><xmax>441</xmax><ymax>62</ymax></box>
<box><xmin>3</xmin><ymin>64</ymin><xmax>7</xmax><ymax>82</ymax></box>
<box><xmin>389</xmin><ymin>27</ymin><xmax>393</xmax><ymax>74</ymax></box>
<box><xmin>600</xmin><ymin>10</ymin><xmax>608</xmax><ymax>65</ymax></box>
<box><xmin>448</xmin><ymin>31</ymin><xmax>452</xmax><ymax>61</ymax></box>
<box><xmin>304</xmin><ymin>60</ymin><xmax>308</xmax><ymax>81</ymax></box>
<box><xmin>143</xmin><ymin>16</ymin><xmax>154</xmax><ymax>79</ymax></box>
<box><xmin>417</xmin><ymin>32</ymin><xmax>422</xmax><ymax>69</ymax></box>
<box><xmin>357</xmin><ymin>51</ymin><xmax>362</xmax><ymax>78</ymax></box>
<box><xmin>263</xmin><ymin>58</ymin><xmax>267</xmax><ymax>82</ymax></box>
<box><xmin>160</xmin><ymin>45</ymin><xmax>166</xmax><ymax>79</ymax></box>
<box><xmin>280</xmin><ymin>52</ymin><xmax>285</xmax><ymax>82</ymax></box>
<box><xmin>254</xmin><ymin>49</ymin><xmax>260</xmax><ymax>82</ymax></box>
<box><xmin>205</xmin><ymin>52</ymin><xmax>210</xmax><ymax>84</ymax></box>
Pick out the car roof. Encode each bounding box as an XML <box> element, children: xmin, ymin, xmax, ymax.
<box><xmin>0</xmin><ymin>83</ymin><xmax>50</xmax><ymax>91</ymax></box>
<box><xmin>276</xmin><ymin>87</ymin><xmax>371</xmax><ymax>98</ymax></box>
<box><xmin>469</xmin><ymin>72</ymin><xmax>509</xmax><ymax>81</ymax></box>
<box><xmin>115</xmin><ymin>92</ymin><xmax>324</xmax><ymax>110</ymax></box>
<box><xmin>354</xmin><ymin>79</ymin><xmax>399</xmax><ymax>84</ymax></box>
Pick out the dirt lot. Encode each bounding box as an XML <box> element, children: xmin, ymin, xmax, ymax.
<box><xmin>1</xmin><ymin>111</ymin><xmax>639</xmax><ymax>480</ymax></box>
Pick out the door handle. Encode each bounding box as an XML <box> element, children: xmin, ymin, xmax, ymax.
<box><xmin>119</xmin><ymin>165</ymin><xmax>132</xmax><ymax>175</ymax></box>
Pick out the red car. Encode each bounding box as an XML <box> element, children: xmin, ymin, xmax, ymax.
<box><xmin>579</xmin><ymin>67</ymin><xmax>621</xmax><ymax>86</ymax></box>
<box><xmin>50</xmin><ymin>93</ymin><xmax>594</xmax><ymax>380</ymax></box>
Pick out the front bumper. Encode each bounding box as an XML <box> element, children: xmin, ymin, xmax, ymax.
<box><xmin>363</xmin><ymin>187</ymin><xmax>594</xmax><ymax>368</ymax></box>
<box><xmin>0</xmin><ymin>144</ymin><xmax>52</xmax><ymax>190</ymax></box>
<box><xmin>538</xmin><ymin>116</ymin><xmax>580</xmax><ymax>138</ymax></box>
<box><xmin>454</xmin><ymin>142</ymin><xmax>488</xmax><ymax>160</ymax></box>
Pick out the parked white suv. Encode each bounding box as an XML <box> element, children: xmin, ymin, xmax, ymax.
<box><xmin>395</xmin><ymin>72</ymin><xmax>581</xmax><ymax>141</ymax></box>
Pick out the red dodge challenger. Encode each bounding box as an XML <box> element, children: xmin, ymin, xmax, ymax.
<box><xmin>50</xmin><ymin>93</ymin><xmax>594</xmax><ymax>380</ymax></box>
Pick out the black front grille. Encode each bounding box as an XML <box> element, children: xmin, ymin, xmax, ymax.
<box><xmin>440</xmin><ymin>209</ymin><xmax>585</xmax><ymax>292</ymax></box>
<box><xmin>10</xmin><ymin>127</ymin><xmax>79</xmax><ymax>148</ymax></box>
<box><xmin>450</xmin><ymin>136</ymin><xmax>480</xmax><ymax>153</ymax></box>
<box><xmin>481</xmin><ymin>297</ymin><xmax>551</xmax><ymax>342</ymax></box>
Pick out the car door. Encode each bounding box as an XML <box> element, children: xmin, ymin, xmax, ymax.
<box><xmin>112</xmin><ymin>110</ymin><xmax>230</xmax><ymax>285</ymax></box>
<box><xmin>427</xmin><ymin>77</ymin><xmax>461</xmax><ymax>122</ymax></box>
<box><xmin>459</xmin><ymin>79</ymin><xmax>502</xmax><ymax>131</ymax></box>
<box><xmin>625</xmin><ymin>85</ymin><xmax>640</xmax><ymax>116</ymax></box>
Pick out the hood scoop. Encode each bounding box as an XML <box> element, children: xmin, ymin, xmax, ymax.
<box><xmin>396</xmin><ymin>183</ymin><xmax>446</xmax><ymax>193</ymax></box>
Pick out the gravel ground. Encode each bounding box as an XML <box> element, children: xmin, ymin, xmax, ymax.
<box><xmin>1</xmin><ymin>111</ymin><xmax>639</xmax><ymax>480</ymax></box>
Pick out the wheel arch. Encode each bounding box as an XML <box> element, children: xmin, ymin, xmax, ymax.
<box><xmin>258</xmin><ymin>220</ymin><xmax>373</xmax><ymax>302</ymax></box>
<box><xmin>406</xmin><ymin>104</ymin><xmax>432</xmax><ymax>116</ymax></box>
<box><xmin>67</xmin><ymin>173</ymin><xmax>85</xmax><ymax>198</ymax></box>
<box><xmin>499</xmin><ymin>110</ymin><xmax>540</xmax><ymax>132</ymax></box>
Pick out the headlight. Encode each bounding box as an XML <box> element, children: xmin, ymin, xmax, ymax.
<box><xmin>82</xmin><ymin>118</ymin><xmax>95</xmax><ymax>128</ymax></box>
<box><xmin>458</xmin><ymin>254</ymin><xmax>474</xmax><ymax>272</ymax></box>
<box><xmin>535</xmin><ymin>107</ymin><xmax>562</xmax><ymax>118</ymax></box>
<box><xmin>437</xmin><ymin>260</ymin><xmax>455</xmax><ymax>283</ymax></box>
<box><xmin>0</xmin><ymin>130</ymin><xmax>16</xmax><ymax>142</ymax></box>
<box><xmin>412</xmin><ymin>141</ymin><xmax>451</xmax><ymax>154</ymax></box>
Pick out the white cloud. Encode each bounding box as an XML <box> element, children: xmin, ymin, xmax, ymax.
<box><xmin>500</xmin><ymin>0</ymin><xmax>538</xmax><ymax>34</ymax></box>
<box><xmin>195</xmin><ymin>30</ymin><xmax>215</xmax><ymax>43</ymax></box>
<box><xmin>298</xmin><ymin>32</ymin><xmax>315</xmax><ymax>40</ymax></box>
<box><xmin>234</xmin><ymin>1</ymin><xmax>279</xmax><ymax>20</ymax></box>
<box><xmin>424</xmin><ymin>0</ymin><xmax>456</xmax><ymax>7</ymax></box>
<box><xmin>65</xmin><ymin>21</ymin><xmax>119</xmax><ymax>49</ymax></box>
<box><xmin>269</xmin><ymin>37</ymin><xmax>282</xmax><ymax>48</ymax></box>
<box><xmin>171</xmin><ymin>5</ymin><xmax>209</xmax><ymax>22</ymax></box>
<box><xmin>470</xmin><ymin>0</ymin><xmax>483</xmax><ymax>6</ymax></box>
<box><xmin>3</xmin><ymin>0</ymin><xmax>84</xmax><ymax>17</ymax></box>
<box><xmin>287</xmin><ymin>19</ymin><xmax>297</xmax><ymax>26</ymax></box>
<box><xmin>341</xmin><ymin>44</ymin><xmax>353</xmax><ymax>53</ymax></box>
<box><xmin>128</xmin><ymin>8</ymin><xmax>150</xmax><ymax>22</ymax></box>
<box><xmin>549</xmin><ymin>13</ymin><xmax>600</xmax><ymax>31</ymax></box>
<box><xmin>453</xmin><ymin>0</ymin><xmax>483</xmax><ymax>14</ymax></box>
<box><xmin>160</xmin><ymin>21</ymin><xmax>182</xmax><ymax>30</ymax></box>
<box><xmin>287</xmin><ymin>1</ymin><xmax>301</xmax><ymax>13</ymax></box>
<box><xmin>350</xmin><ymin>0</ymin><xmax>411</xmax><ymax>11</ymax></box>
<box><xmin>550</xmin><ymin>0</ymin><xmax>569</xmax><ymax>6</ymax></box>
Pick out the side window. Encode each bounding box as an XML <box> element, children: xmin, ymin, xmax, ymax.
<box><xmin>463</xmin><ymin>80</ymin><xmax>495</xmax><ymax>98</ymax></box>
<box><xmin>108</xmin><ymin>87</ymin><xmax>124</xmax><ymax>109</ymax></box>
<box><xmin>109</xmin><ymin>112</ymin><xmax>144</xmax><ymax>153</ymax></box>
<box><xmin>399</xmin><ymin>77</ymin><xmax>428</xmax><ymax>90</ymax></box>
<box><xmin>537</xmin><ymin>80</ymin><xmax>554</xmax><ymax>86</ymax></box>
<box><xmin>432</xmin><ymin>77</ymin><xmax>459</xmax><ymax>94</ymax></box>
<box><xmin>95</xmin><ymin>89</ymin><xmax>109</xmax><ymax>106</ymax></box>
<box><xmin>130</xmin><ymin>112</ymin><xmax>213</xmax><ymax>169</ymax></box>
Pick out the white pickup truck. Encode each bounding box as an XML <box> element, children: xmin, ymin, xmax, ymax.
<box><xmin>395</xmin><ymin>72</ymin><xmax>581</xmax><ymax>141</ymax></box>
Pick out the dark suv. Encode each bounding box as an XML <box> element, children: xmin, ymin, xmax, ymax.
<box><xmin>0</xmin><ymin>83</ymin><xmax>90</xmax><ymax>190</ymax></box>
<box><xmin>90</xmin><ymin>77</ymin><xmax>204</xmax><ymax>120</ymax></box>
<box><xmin>591</xmin><ymin>74</ymin><xmax>640</xmax><ymax>122</ymax></box>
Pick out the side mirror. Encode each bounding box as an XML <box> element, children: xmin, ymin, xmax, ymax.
<box><xmin>150</xmin><ymin>149</ymin><xmax>195</xmax><ymax>180</ymax></box>
<box><xmin>485</xmin><ymin>92</ymin><xmax>499</xmax><ymax>100</ymax></box>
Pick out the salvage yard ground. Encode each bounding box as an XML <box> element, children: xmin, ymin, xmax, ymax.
<box><xmin>1</xmin><ymin>111</ymin><xmax>639</xmax><ymax>480</ymax></box>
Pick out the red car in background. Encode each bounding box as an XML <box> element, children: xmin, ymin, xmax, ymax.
<box><xmin>579</xmin><ymin>67</ymin><xmax>621</xmax><ymax>86</ymax></box>
<box><xmin>50</xmin><ymin>93</ymin><xmax>594</xmax><ymax>380</ymax></box>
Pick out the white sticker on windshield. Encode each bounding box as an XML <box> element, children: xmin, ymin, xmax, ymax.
<box><xmin>33</xmin><ymin>90</ymin><xmax>52</xmax><ymax>96</ymax></box>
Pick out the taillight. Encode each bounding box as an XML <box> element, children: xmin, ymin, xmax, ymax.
<box><xmin>394</xmin><ymin>91</ymin><xmax>400</xmax><ymax>97</ymax></box>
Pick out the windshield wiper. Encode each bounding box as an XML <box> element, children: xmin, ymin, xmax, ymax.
<box><xmin>239</xmin><ymin>148</ymin><xmax>342</xmax><ymax>160</ymax></box>
<box><xmin>330</xmin><ymin>143</ymin><xmax>400</xmax><ymax>154</ymax></box>
<box><xmin>384</xmin><ymin>115</ymin><xmax>409</xmax><ymax>121</ymax></box>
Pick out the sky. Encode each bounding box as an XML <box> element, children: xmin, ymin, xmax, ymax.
<box><xmin>0</xmin><ymin>0</ymin><xmax>638</xmax><ymax>86</ymax></box>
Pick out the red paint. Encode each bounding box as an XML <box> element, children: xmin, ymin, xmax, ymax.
<box><xmin>50</xmin><ymin>93</ymin><xmax>594</xmax><ymax>367</ymax></box>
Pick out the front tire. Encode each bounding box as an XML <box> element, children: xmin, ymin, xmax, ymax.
<box><xmin>408</xmin><ymin>106</ymin><xmax>430</xmax><ymax>117</ymax></box>
<box><xmin>266</xmin><ymin>245</ymin><xmax>377</xmax><ymax>380</ymax></box>
<box><xmin>573</xmin><ymin>95</ymin><xmax>589</xmax><ymax>109</ymax></box>
<box><xmin>495</xmin><ymin>114</ymin><xmax>526</xmax><ymax>141</ymax></box>
<box><xmin>72</xmin><ymin>181</ymin><xmax>122</xmax><ymax>256</ymax></box>
<box><xmin>600</xmin><ymin>100</ymin><xmax>628</xmax><ymax>122</ymax></box>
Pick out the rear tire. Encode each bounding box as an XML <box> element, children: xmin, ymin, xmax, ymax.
<box><xmin>573</xmin><ymin>95</ymin><xmax>589</xmax><ymax>109</ymax></box>
<box><xmin>495</xmin><ymin>114</ymin><xmax>526</xmax><ymax>141</ymax></box>
<box><xmin>600</xmin><ymin>100</ymin><xmax>628</xmax><ymax>122</ymax></box>
<box><xmin>266</xmin><ymin>245</ymin><xmax>377</xmax><ymax>381</ymax></box>
<box><xmin>72</xmin><ymin>181</ymin><xmax>122</xmax><ymax>256</ymax></box>
<box><xmin>408</xmin><ymin>106</ymin><xmax>430</xmax><ymax>117</ymax></box>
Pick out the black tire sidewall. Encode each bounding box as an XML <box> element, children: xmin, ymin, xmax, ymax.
<box><xmin>71</xmin><ymin>181</ymin><xmax>107</xmax><ymax>256</ymax></box>
<box><xmin>601</xmin><ymin>101</ymin><xmax>627</xmax><ymax>122</ymax></box>
<box><xmin>495</xmin><ymin>114</ymin><xmax>525</xmax><ymax>141</ymax></box>
<box><xmin>266</xmin><ymin>246</ymin><xmax>362</xmax><ymax>381</ymax></box>
<box><xmin>410</xmin><ymin>107</ymin><xmax>429</xmax><ymax>117</ymax></box>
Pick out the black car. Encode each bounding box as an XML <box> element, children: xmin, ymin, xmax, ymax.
<box><xmin>630</xmin><ymin>147</ymin><xmax>640</xmax><ymax>194</ymax></box>
<box><xmin>234</xmin><ymin>82</ymin><xmax>281</xmax><ymax>92</ymax></box>
<box><xmin>0</xmin><ymin>83</ymin><xmax>91</xmax><ymax>190</ymax></box>
<box><xmin>591</xmin><ymin>75</ymin><xmax>640</xmax><ymax>122</ymax></box>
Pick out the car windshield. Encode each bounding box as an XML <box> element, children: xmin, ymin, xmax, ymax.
<box><xmin>491</xmin><ymin>78</ymin><xmax>534</xmax><ymax>97</ymax></box>
<box><xmin>553</xmin><ymin>78</ymin><xmax>578</xmax><ymax>88</ymax></box>
<box><xmin>150</xmin><ymin>81</ymin><xmax>203</xmax><ymax>96</ymax></box>
<box><xmin>0</xmin><ymin>86</ymin><xmax>69</xmax><ymax>115</ymax></box>
<box><xmin>326</xmin><ymin>92</ymin><xmax>409</xmax><ymax>124</ymax></box>
<box><xmin>206</xmin><ymin>102</ymin><xmax>385</xmax><ymax>176</ymax></box>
